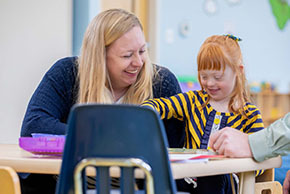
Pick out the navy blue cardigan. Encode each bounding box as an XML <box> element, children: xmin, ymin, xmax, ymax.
<box><xmin>21</xmin><ymin>57</ymin><xmax>185</xmax><ymax>147</ymax></box>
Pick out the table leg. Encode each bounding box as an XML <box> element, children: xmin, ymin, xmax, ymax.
<box><xmin>239</xmin><ymin>171</ymin><xmax>255</xmax><ymax>194</ymax></box>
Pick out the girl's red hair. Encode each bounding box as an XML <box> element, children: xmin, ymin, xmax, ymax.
<box><xmin>197</xmin><ymin>35</ymin><xmax>250</xmax><ymax>114</ymax></box>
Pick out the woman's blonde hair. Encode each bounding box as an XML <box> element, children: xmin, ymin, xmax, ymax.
<box><xmin>77</xmin><ymin>9</ymin><xmax>154</xmax><ymax>104</ymax></box>
<box><xmin>197</xmin><ymin>35</ymin><xmax>250</xmax><ymax>114</ymax></box>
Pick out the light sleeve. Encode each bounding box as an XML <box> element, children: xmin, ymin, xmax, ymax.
<box><xmin>249</xmin><ymin>112</ymin><xmax>290</xmax><ymax>162</ymax></box>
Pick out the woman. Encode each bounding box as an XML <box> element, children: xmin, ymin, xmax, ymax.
<box><xmin>20</xmin><ymin>9</ymin><xmax>184</xmax><ymax>194</ymax></box>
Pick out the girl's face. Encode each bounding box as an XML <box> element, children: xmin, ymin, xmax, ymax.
<box><xmin>199</xmin><ymin>65</ymin><xmax>236</xmax><ymax>102</ymax></box>
<box><xmin>106</xmin><ymin>26</ymin><xmax>146</xmax><ymax>92</ymax></box>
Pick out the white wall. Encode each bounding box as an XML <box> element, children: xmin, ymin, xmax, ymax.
<box><xmin>0</xmin><ymin>0</ymin><xmax>72</xmax><ymax>143</ymax></box>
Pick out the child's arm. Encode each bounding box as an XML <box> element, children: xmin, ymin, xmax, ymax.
<box><xmin>142</xmin><ymin>92</ymin><xmax>193</xmax><ymax>121</ymax></box>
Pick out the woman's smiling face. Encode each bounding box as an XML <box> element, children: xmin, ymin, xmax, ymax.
<box><xmin>106</xmin><ymin>26</ymin><xmax>146</xmax><ymax>92</ymax></box>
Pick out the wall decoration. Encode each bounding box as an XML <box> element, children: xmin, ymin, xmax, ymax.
<box><xmin>204</xmin><ymin>0</ymin><xmax>218</xmax><ymax>15</ymax></box>
<box><xmin>269</xmin><ymin>0</ymin><xmax>290</xmax><ymax>30</ymax></box>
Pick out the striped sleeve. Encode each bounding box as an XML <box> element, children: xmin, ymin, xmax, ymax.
<box><xmin>142</xmin><ymin>92</ymin><xmax>194</xmax><ymax>121</ymax></box>
<box><xmin>243</xmin><ymin>103</ymin><xmax>264</xmax><ymax>134</ymax></box>
<box><xmin>243</xmin><ymin>103</ymin><xmax>265</xmax><ymax>177</ymax></box>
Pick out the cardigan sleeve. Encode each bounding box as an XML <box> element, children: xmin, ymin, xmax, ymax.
<box><xmin>20</xmin><ymin>57</ymin><xmax>78</xmax><ymax>137</ymax></box>
<box><xmin>152</xmin><ymin>65</ymin><xmax>182</xmax><ymax>98</ymax></box>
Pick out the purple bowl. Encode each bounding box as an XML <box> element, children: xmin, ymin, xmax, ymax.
<box><xmin>19</xmin><ymin>136</ymin><xmax>65</xmax><ymax>155</ymax></box>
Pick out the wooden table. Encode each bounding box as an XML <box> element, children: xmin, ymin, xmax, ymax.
<box><xmin>0</xmin><ymin>144</ymin><xmax>282</xmax><ymax>194</ymax></box>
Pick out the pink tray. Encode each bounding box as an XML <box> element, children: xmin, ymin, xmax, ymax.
<box><xmin>19</xmin><ymin>135</ymin><xmax>65</xmax><ymax>155</ymax></box>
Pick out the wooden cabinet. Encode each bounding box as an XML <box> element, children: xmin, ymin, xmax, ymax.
<box><xmin>251</xmin><ymin>92</ymin><xmax>290</xmax><ymax>127</ymax></box>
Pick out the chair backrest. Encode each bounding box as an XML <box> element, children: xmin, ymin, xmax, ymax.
<box><xmin>0</xmin><ymin>166</ymin><xmax>21</xmax><ymax>194</ymax></box>
<box><xmin>255</xmin><ymin>181</ymin><xmax>282</xmax><ymax>194</ymax></box>
<box><xmin>255</xmin><ymin>168</ymin><xmax>280</xmax><ymax>194</ymax></box>
<box><xmin>56</xmin><ymin>104</ymin><xmax>177</xmax><ymax>194</ymax></box>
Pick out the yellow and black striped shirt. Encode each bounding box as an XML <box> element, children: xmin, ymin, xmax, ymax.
<box><xmin>142</xmin><ymin>90</ymin><xmax>264</xmax><ymax>149</ymax></box>
<box><xmin>142</xmin><ymin>90</ymin><xmax>264</xmax><ymax>175</ymax></box>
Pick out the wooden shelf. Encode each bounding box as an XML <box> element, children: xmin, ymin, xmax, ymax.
<box><xmin>251</xmin><ymin>92</ymin><xmax>290</xmax><ymax>127</ymax></box>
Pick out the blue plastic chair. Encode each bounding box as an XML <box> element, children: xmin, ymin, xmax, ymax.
<box><xmin>55</xmin><ymin>104</ymin><xmax>177</xmax><ymax>194</ymax></box>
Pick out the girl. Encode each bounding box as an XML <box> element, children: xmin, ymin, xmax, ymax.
<box><xmin>142</xmin><ymin>34</ymin><xmax>264</xmax><ymax>194</ymax></box>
